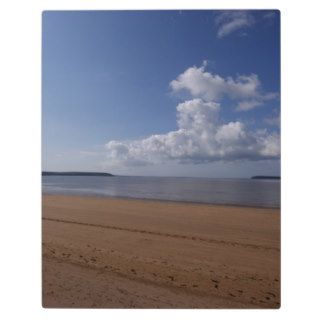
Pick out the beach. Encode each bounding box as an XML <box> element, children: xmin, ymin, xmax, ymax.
<box><xmin>42</xmin><ymin>194</ymin><xmax>280</xmax><ymax>308</ymax></box>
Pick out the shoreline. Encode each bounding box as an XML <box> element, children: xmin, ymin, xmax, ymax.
<box><xmin>42</xmin><ymin>194</ymin><xmax>280</xmax><ymax>308</ymax></box>
<box><xmin>42</xmin><ymin>192</ymin><xmax>281</xmax><ymax>210</ymax></box>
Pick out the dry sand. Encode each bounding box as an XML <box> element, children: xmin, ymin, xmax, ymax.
<box><xmin>42</xmin><ymin>194</ymin><xmax>280</xmax><ymax>308</ymax></box>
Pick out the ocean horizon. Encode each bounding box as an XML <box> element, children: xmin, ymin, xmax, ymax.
<box><xmin>42</xmin><ymin>175</ymin><xmax>280</xmax><ymax>208</ymax></box>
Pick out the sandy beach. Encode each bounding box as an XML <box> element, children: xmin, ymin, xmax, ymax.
<box><xmin>42</xmin><ymin>194</ymin><xmax>280</xmax><ymax>308</ymax></box>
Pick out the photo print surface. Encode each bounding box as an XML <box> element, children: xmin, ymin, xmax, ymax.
<box><xmin>42</xmin><ymin>10</ymin><xmax>280</xmax><ymax>308</ymax></box>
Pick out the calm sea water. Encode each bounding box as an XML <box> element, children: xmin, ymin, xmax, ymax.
<box><xmin>42</xmin><ymin>176</ymin><xmax>280</xmax><ymax>208</ymax></box>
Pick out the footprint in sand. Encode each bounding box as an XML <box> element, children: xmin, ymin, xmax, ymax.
<box><xmin>266</xmin><ymin>291</ymin><xmax>276</xmax><ymax>297</ymax></box>
<box><xmin>211</xmin><ymin>279</ymin><xmax>220</xmax><ymax>289</ymax></box>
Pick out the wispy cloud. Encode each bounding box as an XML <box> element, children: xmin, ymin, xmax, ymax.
<box><xmin>215</xmin><ymin>11</ymin><xmax>255</xmax><ymax>38</ymax></box>
<box><xmin>263</xmin><ymin>11</ymin><xmax>276</xmax><ymax>21</ymax></box>
<box><xmin>264</xmin><ymin>115</ymin><xmax>280</xmax><ymax>127</ymax></box>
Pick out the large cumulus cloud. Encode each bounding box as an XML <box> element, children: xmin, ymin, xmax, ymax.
<box><xmin>105</xmin><ymin>99</ymin><xmax>280</xmax><ymax>166</ymax></box>
<box><xmin>170</xmin><ymin>63</ymin><xmax>277</xmax><ymax>111</ymax></box>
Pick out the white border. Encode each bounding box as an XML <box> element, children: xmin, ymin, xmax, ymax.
<box><xmin>1</xmin><ymin>0</ymin><xmax>320</xmax><ymax>319</ymax></box>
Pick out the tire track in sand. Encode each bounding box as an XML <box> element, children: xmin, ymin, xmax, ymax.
<box><xmin>42</xmin><ymin>217</ymin><xmax>279</xmax><ymax>252</ymax></box>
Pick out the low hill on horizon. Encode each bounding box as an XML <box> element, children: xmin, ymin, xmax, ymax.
<box><xmin>42</xmin><ymin>171</ymin><xmax>114</xmax><ymax>177</ymax></box>
<box><xmin>251</xmin><ymin>176</ymin><xmax>280</xmax><ymax>180</ymax></box>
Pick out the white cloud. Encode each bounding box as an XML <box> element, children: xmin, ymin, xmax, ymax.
<box><xmin>264</xmin><ymin>115</ymin><xmax>281</xmax><ymax>127</ymax></box>
<box><xmin>105</xmin><ymin>99</ymin><xmax>280</xmax><ymax>166</ymax></box>
<box><xmin>215</xmin><ymin>11</ymin><xmax>255</xmax><ymax>38</ymax></box>
<box><xmin>170</xmin><ymin>63</ymin><xmax>277</xmax><ymax>111</ymax></box>
<box><xmin>259</xmin><ymin>133</ymin><xmax>280</xmax><ymax>157</ymax></box>
<box><xmin>105</xmin><ymin>62</ymin><xmax>280</xmax><ymax>167</ymax></box>
<box><xmin>236</xmin><ymin>100</ymin><xmax>263</xmax><ymax>111</ymax></box>
<box><xmin>170</xmin><ymin>64</ymin><xmax>227</xmax><ymax>101</ymax></box>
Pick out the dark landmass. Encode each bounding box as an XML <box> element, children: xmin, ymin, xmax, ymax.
<box><xmin>251</xmin><ymin>176</ymin><xmax>280</xmax><ymax>180</ymax></box>
<box><xmin>42</xmin><ymin>171</ymin><xmax>114</xmax><ymax>177</ymax></box>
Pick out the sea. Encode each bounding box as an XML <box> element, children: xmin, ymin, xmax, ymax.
<box><xmin>42</xmin><ymin>175</ymin><xmax>280</xmax><ymax>208</ymax></box>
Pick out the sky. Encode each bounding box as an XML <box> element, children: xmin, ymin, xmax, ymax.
<box><xmin>42</xmin><ymin>10</ymin><xmax>280</xmax><ymax>178</ymax></box>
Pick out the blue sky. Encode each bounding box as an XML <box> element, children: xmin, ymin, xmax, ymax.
<box><xmin>42</xmin><ymin>10</ymin><xmax>280</xmax><ymax>178</ymax></box>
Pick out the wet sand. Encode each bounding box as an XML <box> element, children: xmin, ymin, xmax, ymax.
<box><xmin>42</xmin><ymin>194</ymin><xmax>280</xmax><ymax>308</ymax></box>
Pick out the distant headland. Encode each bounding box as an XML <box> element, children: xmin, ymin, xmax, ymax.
<box><xmin>251</xmin><ymin>176</ymin><xmax>280</xmax><ymax>180</ymax></box>
<box><xmin>42</xmin><ymin>171</ymin><xmax>114</xmax><ymax>177</ymax></box>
